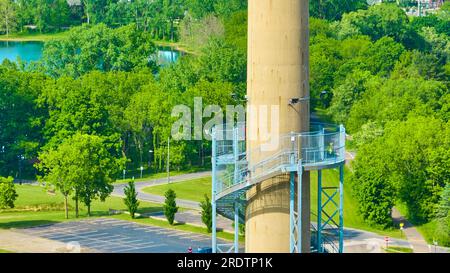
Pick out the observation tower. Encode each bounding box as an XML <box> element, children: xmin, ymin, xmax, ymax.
<box><xmin>211</xmin><ymin>0</ymin><xmax>346</xmax><ymax>253</ymax></box>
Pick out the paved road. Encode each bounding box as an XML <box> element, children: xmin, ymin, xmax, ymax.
<box><xmin>112</xmin><ymin>171</ymin><xmax>210</xmax><ymax>210</ymax></box>
<box><xmin>18</xmin><ymin>218</ymin><xmax>224</xmax><ymax>253</ymax></box>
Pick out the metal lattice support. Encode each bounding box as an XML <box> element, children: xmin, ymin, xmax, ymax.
<box><xmin>289</xmin><ymin>160</ymin><xmax>303</xmax><ymax>253</ymax></box>
<box><xmin>234</xmin><ymin>201</ymin><xmax>239</xmax><ymax>253</ymax></box>
<box><xmin>316</xmin><ymin>165</ymin><xmax>344</xmax><ymax>253</ymax></box>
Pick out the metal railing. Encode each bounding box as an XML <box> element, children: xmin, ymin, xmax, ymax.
<box><xmin>214</xmin><ymin>123</ymin><xmax>345</xmax><ymax>197</ymax></box>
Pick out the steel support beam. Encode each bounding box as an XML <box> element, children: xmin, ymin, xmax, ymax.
<box><xmin>297</xmin><ymin>161</ymin><xmax>303</xmax><ymax>253</ymax></box>
<box><xmin>211</xmin><ymin>128</ymin><xmax>217</xmax><ymax>253</ymax></box>
<box><xmin>234</xmin><ymin>202</ymin><xmax>239</xmax><ymax>253</ymax></box>
<box><xmin>317</xmin><ymin>169</ymin><xmax>323</xmax><ymax>253</ymax></box>
<box><xmin>339</xmin><ymin>164</ymin><xmax>344</xmax><ymax>253</ymax></box>
<box><xmin>289</xmin><ymin>171</ymin><xmax>295</xmax><ymax>253</ymax></box>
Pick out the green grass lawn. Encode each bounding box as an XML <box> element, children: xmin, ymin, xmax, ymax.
<box><xmin>415</xmin><ymin>220</ymin><xmax>439</xmax><ymax>245</ymax></box>
<box><xmin>384</xmin><ymin>246</ymin><xmax>414</xmax><ymax>253</ymax></box>
<box><xmin>142</xmin><ymin>177</ymin><xmax>211</xmax><ymax>202</ymax></box>
<box><xmin>0</xmin><ymin>184</ymin><xmax>163</xmax><ymax>229</ymax></box>
<box><xmin>0</xmin><ymin>31</ymin><xmax>70</xmax><ymax>42</ymax></box>
<box><xmin>113</xmin><ymin>167</ymin><xmax>209</xmax><ymax>184</ymax></box>
<box><xmin>0</xmin><ymin>249</ymin><xmax>13</xmax><ymax>253</ymax></box>
<box><xmin>142</xmin><ymin>169</ymin><xmax>402</xmax><ymax>238</ymax></box>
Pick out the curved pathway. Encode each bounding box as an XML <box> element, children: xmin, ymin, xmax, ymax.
<box><xmin>112</xmin><ymin>171</ymin><xmax>210</xmax><ymax>210</ymax></box>
<box><xmin>392</xmin><ymin>208</ymin><xmax>430</xmax><ymax>253</ymax></box>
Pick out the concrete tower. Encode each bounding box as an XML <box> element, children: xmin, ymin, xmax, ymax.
<box><xmin>245</xmin><ymin>0</ymin><xmax>311</xmax><ymax>253</ymax></box>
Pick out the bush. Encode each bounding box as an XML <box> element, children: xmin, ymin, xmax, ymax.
<box><xmin>200</xmin><ymin>194</ymin><xmax>212</xmax><ymax>232</ymax></box>
<box><xmin>163</xmin><ymin>189</ymin><xmax>178</xmax><ymax>225</ymax></box>
<box><xmin>434</xmin><ymin>184</ymin><xmax>450</xmax><ymax>246</ymax></box>
<box><xmin>123</xmin><ymin>180</ymin><xmax>140</xmax><ymax>219</ymax></box>
<box><xmin>0</xmin><ymin>177</ymin><xmax>18</xmax><ymax>209</ymax></box>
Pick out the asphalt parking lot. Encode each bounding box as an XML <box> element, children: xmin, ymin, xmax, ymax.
<box><xmin>19</xmin><ymin>218</ymin><xmax>222</xmax><ymax>253</ymax></box>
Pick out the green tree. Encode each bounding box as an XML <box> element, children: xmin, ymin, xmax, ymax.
<box><xmin>352</xmin><ymin>116</ymin><xmax>450</xmax><ymax>226</ymax></box>
<box><xmin>75</xmin><ymin>133</ymin><xmax>122</xmax><ymax>216</ymax></box>
<box><xmin>123</xmin><ymin>180</ymin><xmax>140</xmax><ymax>219</ymax></box>
<box><xmin>36</xmin><ymin>141</ymin><xmax>76</xmax><ymax>219</ymax></box>
<box><xmin>337</xmin><ymin>3</ymin><xmax>420</xmax><ymax>48</ymax></box>
<box><xmin>351</xmin><ymin>141</ymin><xmax>395</xmax><ymax>227</ymax></box>
<box><xmin>434</xmin><ymin>184</ymin><xmax>450</xmax><ymax>246</ymax></box>
<box><xmin>0</xmin><ymin>67</ymin><xmax>46</xmax><ymax>178</ymax></box>
<box><xmin>163</xmin><ymin>188</ymin><xmax>178</xmax><ymax>225</ymax></box>
<box><xmin>0</xmin><ymin>176</ymin><xmax>18</xmax><ymax>209</ymax></box>
<box><xmin>328</xmin><ymin>69</ymin><xmax>373</xmax><ymax>124</ymax></box>
<box><xmin>37</xmin><ymin>133</ymin><xmax>123</xmax><ymax>218</ymax></box>
<box><xmin>0</xmin><ymin>0</ymin><xmax>16</xmax><ymax>36</ymax></box>
<box><xmin>200</xmin><ymin>194</ymin><xmax>212</xmax><ymax>232</ymax></box>
<box><xmin>40</xmin><ymin>24</ymin><xmax>157</xmax><ymax>78</ymax></box>
<box><xmin>310</xmin><ymin>0</ymin><xmax>368</xmax><ymax>21</ymax></box>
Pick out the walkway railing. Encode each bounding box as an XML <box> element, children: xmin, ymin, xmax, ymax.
<box><xmin>211</xmin><ymin>122</ymin><xmax>346</xmax><ymax>253</ymax></box>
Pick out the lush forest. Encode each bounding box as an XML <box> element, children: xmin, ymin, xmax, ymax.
<box><xmin>0</xmin><ymin>1</ymin><xmax>449</xmax><ymax>245</ymax></box>
<box><xmin>309</xmin><ymin>3</ymin><xmax>450</xmax><ymax>245</ymax></box>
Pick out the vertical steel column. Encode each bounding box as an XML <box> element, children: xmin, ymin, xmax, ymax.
<box><xmin>211</xmin><ymin>128</ymin><xmax>217</xmax><ymax>253</ymax></box>
<box><xmin>339</xmin><ymin>164</ymin><xmax>344</xmax><ymax>253</ymax></box>
<box><xmin>297</xmin><ymin>160</ymin><xmax>303</xmax><ymax>253</ymax></box>
<box><xmin>317</xmin><ymin>169</ymin><xmax>323</xmax><ymax>253</ymax></box>
<box><xmin>234</xmin><ymin>202</ymin><xmax>239</xmax><ymax>253</ymax></box>
<box><xmin>233</xmin><ymin>127</ymin><xmax>239</xmax><ymax>185</ymax></box>
<box><xmin>289</xmin><ymin>171</ymin><xmax>295</xmax><ymax>253</ymax></box>
<box><xmin>319</xmin><ymin>126</ymin><xmax>324</xmax><ymax>161</ymax></box>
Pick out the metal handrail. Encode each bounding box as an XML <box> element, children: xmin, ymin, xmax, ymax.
<box><xmin>215</xmin><ymin>127</ymin><xmax>345</xmax><ymax>196</ymax></box>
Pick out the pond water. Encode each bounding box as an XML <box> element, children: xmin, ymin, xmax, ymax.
<box><xmin>0</xmin><ymin>41</ymin><xmax>43</xmax><ymax>62</ymax></box>
<box><xmin>0</xmin><ymin>41</ymin><xmax>181</xmax><ymax>65</ymax></box>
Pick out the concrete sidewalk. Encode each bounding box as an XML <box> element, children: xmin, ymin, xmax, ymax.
<box><xmin>392</xmin><ymin>208</ymin><xmax>430</xmax><ymax>253</ymax></box>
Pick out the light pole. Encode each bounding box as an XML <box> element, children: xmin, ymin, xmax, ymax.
<box><xmin>167</xmin><ymin>137</ymin><xmax>170</xmax><ymax>184</ymax></box>
<box><xmin>149</xmin><ymin>149</ymin><xmax>153</xmax><ymax>175</ymax></box>
<box><xmin>123</xmin><ymin>169</ymin><xmax>126</xmax><ymax>180</ymax></box>
<box><xmin>140</xmin><ymin>166</ymin><xmax>144</xmax><ymax>179</ymax></box>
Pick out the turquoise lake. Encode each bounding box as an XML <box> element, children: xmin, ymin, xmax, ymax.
<box><xmin>0</xmin><ymin>41</ymin><xmax>181</xmax><ymax>65</ymax></box>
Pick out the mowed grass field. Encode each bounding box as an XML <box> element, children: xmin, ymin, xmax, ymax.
<box><xmin>142</xmin><ymin>169</ymin><xmax>402</xmax><ymax>238</ymax></box>
<box><xmin>142</xmin><ymin>177</ymin><xmax>211</xmax><ymax>202</ymax></box>
<box><xmin>0</xmin><ymin>184</ymin><xmax>163</xmax><ymax>229</ymax></box>
<box><xmin>0</xmin><ymin>31</ymin><xmax>70</xmax><ymax>42</ymax></box>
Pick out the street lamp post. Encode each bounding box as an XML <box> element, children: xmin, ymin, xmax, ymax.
<box><xmin>140</xmin><ymin>166</ymin><xmax>144</xmax><ymax>179</ymax></box>
<box><xmin>149</xmin><ymin>149</ymin><xmax>154</xmax><ymax>177</ymax></box>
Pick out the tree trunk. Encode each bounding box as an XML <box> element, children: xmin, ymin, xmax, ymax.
<box><xmin>64</xmin><ymin>194</ymin><xmax>69</xmax><ymax>219</ymax></box>
<box><xmin>74</xmin><ymin>192</ymin><xmax>79</xmax><ymax>218</ymax></box>
<box><xmin>87</xmin><ymin>204</ymin><xmax>91</xmax><ymax>217</ymax></box>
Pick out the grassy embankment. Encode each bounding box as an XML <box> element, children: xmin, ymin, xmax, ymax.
<box><xmin>143</xmin><ymin>168</ymin><xmax>402</xmax><ymax>239</ymax></box>
<box><xmin>0</xmin><ymin>184</ymin><xmax>163</xmax><ymax>229</ymax></box>
<box><xmin>383</xmin><ymin>246</ymin><xmax>414</xmax><ymax>253</ymax></box>
<box><xmin>0</xmin><ymin>31</ymin><xmax>70</xmax><ymax>42</ymax></box>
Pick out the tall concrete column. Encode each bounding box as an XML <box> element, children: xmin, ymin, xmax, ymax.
<box><xmin>245</xmin><ymin>0</ymin><xmax>310</xmax><ymax>253</ymax></box>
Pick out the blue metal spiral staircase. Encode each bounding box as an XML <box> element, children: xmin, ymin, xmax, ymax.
<box><xmin>211</xmin><ymin>123</ymin><xmax>346</xmax><ymax>253</ymax></box>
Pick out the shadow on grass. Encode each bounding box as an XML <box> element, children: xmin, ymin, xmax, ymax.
<box><xmin>0</xmin><ymin>220</ymin><xmax>60</xmax><ymax>229</ymax></box>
